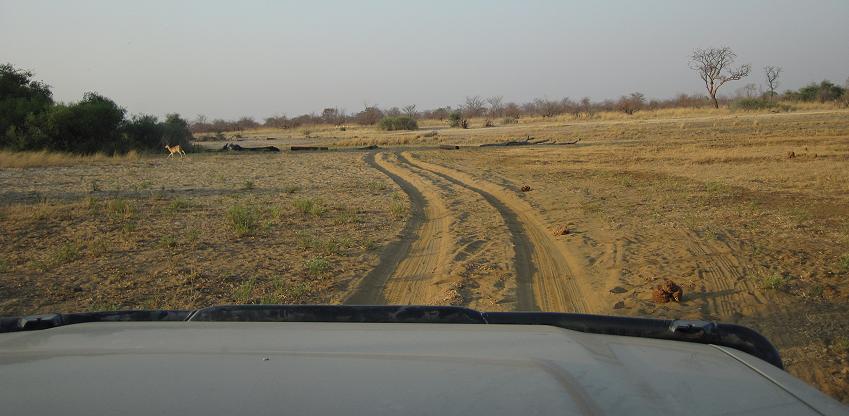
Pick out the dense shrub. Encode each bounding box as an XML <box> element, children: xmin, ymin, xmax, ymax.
<box><xmin>785</xmin><ymin>81</ymin><xmax>846</xmax><ymax>102</ymax></box>
<box><xmin>448</xmin><ymin>110</ymin><xmax>468</xmax><ymax>128</ymax></box>
<box><xmin>354</xmin><ymin>106</ymin><xmax>384</xmax><ymax>125</ymax></box>
<box><xmin>377</xmin><ymin>115</ymin><xmax>418</xmax><ymax>131</ymax></box>
<box><xmin>731</xmin><ymin>98</ymin><xmax>778</xmax><ymax>110</ymax></box>
<box><xmin>0</xmin><ymin>64</ymin><xmax>53</xmax><ymax>150</ymax></box>
<box><xmin>731</xmin><ymin>98</ymin><xmax>794</xmax><ymax>112</ymax></box>
<box><xmin>0</xmin><ymin>63</ymin><xmax>192</xmax><ymax>154</ymax></box>
<box><xmin>45</xmin><ymin>93</ymin><xmax>127</xmax><ymax>153</ymax></box>
<box><xmin>122</xmin><ymin>114</ymin><xmax>165</xmax><ymax>151</ymax></box>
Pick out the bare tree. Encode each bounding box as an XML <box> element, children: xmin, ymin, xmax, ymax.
<box><xmin>689</xmin><ymin>47</ymin><xmax>751</xmax><ymax>108</ymax></box>
<box><xmin>617</xmin><ymin>92</ymin><xmax>645</xmax><ymax>115</ymax></box>
<box><xmin>735</xmin><ymin>83</ymin><xmax>759</xmax><ymax>98</ymax></box>
<box><xmin>764</xmin><ymin>66</ymin><xmax>782</xmax><ymax>99</ymax></box>
<box><xmin>402</xmin><ymin>104</ymin><xmax>417</xmax><ymax>118</ymax></box>
<box><xmin>579</xmin><ymin>97</ymin><xmax>594</xmax><ymax>118</ymax></box>
<box><xmin>462</xmin><ymin>96</ymin><xmax>486</xmax><ymax>117</ymax></box>
<box><xmin>486</xmin><ymin>96</ymin><xmax>504</xmax><ymax>117</ymax></box>
<box><xmin>503</xmin><ymin>102</ymin><xmax>521</xmax><ymax>119</ymax></box>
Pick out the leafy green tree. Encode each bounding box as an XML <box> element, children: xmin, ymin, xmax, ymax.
<box><xmin>161</xmin><ymin>113</ymin><xmax>193</xmax><ymax>150</ymax></box>
<box><xmin>42</xmin><ymin>92</ymin><xmax>126</xmax><ymax>153</ymax></box>
<box><xmin>0</xmin><ymin>63</ymin><xmax>53</xmax><ymax>149</ymax></box>
<box><xmin>122</xmin><ymin>114</ymin><xmax>164</xmax><ymax>151</ymax></box>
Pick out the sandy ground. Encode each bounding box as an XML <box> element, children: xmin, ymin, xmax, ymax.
<box><xmin>2</xmin><ymin>109</ymin><xmax>848</xmax><ymax>402</ymax></box>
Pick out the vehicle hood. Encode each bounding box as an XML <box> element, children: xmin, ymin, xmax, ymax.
<box><xmin>0</xmin><ymin>322</ymin><xmax>843</xmax><ymax>415</ymax></box>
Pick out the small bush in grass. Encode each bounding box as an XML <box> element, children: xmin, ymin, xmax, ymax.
<box><xmin>0</xmin><ymin>258</ymin><xmax>9</xmax><ymax>273</ymax></box>
<box><xmin>284</xmin><ymin>185</ymin><xmax>300</xmax><ymax>194</ymax></box>
<box><xmin>106</xmin><ymin>198</ymin><xmax>133</xmax><ymax>219</ymax></box>
<box><xmin>166</xmin><ymin>198</ymin><xmax>191</xmax><ymax>212</ymax></box>
<box><xmin>366</xmin><ymin>180</ymin><xmax>388</xmax><ymax>191</ymax></box>
<box><xmin>305</xmin><ymin>257</ymin><xmax>330</xmax><ymax>275</ymax></box>
<box><xmin>502</xmin><ymin>117</ymin><xmax>518</xmax><ymax>124</ymax></box>
<box><xmin>378</xmin><ymin>116</ymin><xmax>418</xmax><ymax>131</ymax></box>
<box><xmin>158</xmin><ymin>235</ymin><xmax>178</xmax><ymax>249</ymax></box>
<box><xmin>759</xmin><ymin>273</ymin><xmax>790</xmax><ymax>290</ymax></box>
<box><xmin>242</xmin><ymin>180</ymin><xmax>255</xmax><ymax>191</ymax></box>
<box><xmin>86</xmin><ymin>196</ymin><xmax>100</xmax><ymax>212</ymax></box>
<box><xmin>833</xmin><ymin>337</ymin><xmax>849</xmax><ymax>354</ymax></box>
<box><xmin>50</xmin><ymin>242</ymin><xmax>81</xmax><ymax>268</ymax></box>
<box><xmin>293</xmin><ymin>198</ymin><xmax>325</xmax><ymax>217</ymax></box>
<box><xmin>333</xmin><ymin>209</ymin><xmax>359</xmax><ymax>225</ymax></box>
<box><xmin>227</xmin><ymin>204</ymin><xmax>259</xmax><ymax>236</ymax></box>
<box><xmin>234</xmin><ymin>278</ymin><xmax>256</xmax><ymax>304</ymax></box>
<box><xmin>838</xmin><ymin>254</ymin><xmax>849</xmax><ymax>273</ymax></box>
<box><xmin>389</xmin><ymin>193</ymin><xmax>406</xmax><ymax>220</ymax></box>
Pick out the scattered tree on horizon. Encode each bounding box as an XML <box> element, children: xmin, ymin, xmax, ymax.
<box><xmin>462</xmin><ymin>96</ymin><xmax>486</xmax><ymax>118</ymax></box>
<box><xmin>689</xmin><ymin>47</ymin><xmax>751</xmax><ymax>108</ymax></box>
<box><xmin>764</xmin><ymin>66</ymin><xmax>782</xmax><ymax>99</ymax></box>
<box><xmin>402</xmin><ymin>104</ymin><xmax>417</xmax><ymax>119</ymax></box>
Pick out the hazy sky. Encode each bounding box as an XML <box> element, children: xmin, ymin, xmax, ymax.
<box><xmin>2</xmin><ymin>0</ymin><xmax>848</xmax><ymax>120</ymax></box>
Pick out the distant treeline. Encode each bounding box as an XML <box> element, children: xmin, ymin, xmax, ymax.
<box><xmin>0</xmin><ymin>63</ymin><xmax>193</xmax><ymax>154</ymax></box>
<box><xmin>192</xmin><ymin>81</ymin><xmax>848</xmax><ymax>133</ymax></box>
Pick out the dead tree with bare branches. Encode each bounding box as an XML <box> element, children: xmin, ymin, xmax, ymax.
<box><xmin>764</xmin><ymin>66</ymin><xmax>782</xmax><ymax>99</ymax></box>
<box><xmin>689</xmin><ymin>47</ymin><xmax>751</xmax><ymax>108</ymax></box>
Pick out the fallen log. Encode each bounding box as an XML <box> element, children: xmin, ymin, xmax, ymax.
<box><xmin>220</xmin><ymin>143</ymin><xmax>280</xmax><ymax>152</ymax></box>
<box><xmin>291</xmin><ymin>145</ymin><xmax>329</xmax><ymax>151</ymax></box>
<box><xmin>480</xmin><ymin>136</ymin><xmax>580</xmax><ymax>147</ymax></box>
<box><xmin>439</xmin><ymin>144</ymin><xmax>460</xmax><ymax>150</ymax></box>
<box><xmin>479</xmin><ymin>140</ymin><xmax>526</xmax><ymax>147</ymax></box>
<box><xmin>551</xmin><ymin>138</ymin><xmax>581</xmax><ymax>145</ymax></box>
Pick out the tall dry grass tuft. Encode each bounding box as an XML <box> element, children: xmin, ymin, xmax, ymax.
<box><xmin>0</xmin><ymin>150</ymin><xmax>140</xmax><ymax>169</ymax></box>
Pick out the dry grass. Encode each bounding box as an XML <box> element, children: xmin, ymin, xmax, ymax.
<box><xmin>2</xmin><ymin>109</ymin><xmax>849</xmax><ymax>402</ymax></box>
<box><xmin>411</xmin><ymin>109</ymin><xmax>849</xmax><ymax>402</ymax></box>
<box><xmin>0</xmin><ymin>150</ymin><xmax>141</xmax><ymax>168</ymax></box>
<box><xmin>0</xmin><ymin>152</ymin><xmax>403</xmax><ymax>314</ymax></box>
<box><xmin>207</xmin><ymin>102</ymin><xmax>847</xmax><ymax>147</ymax></box>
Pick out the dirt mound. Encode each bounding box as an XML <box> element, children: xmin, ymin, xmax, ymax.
<box><xmin>651</xmin><ymin>279</ymin><xmax>683</xmax><ymax>303</ymax></box>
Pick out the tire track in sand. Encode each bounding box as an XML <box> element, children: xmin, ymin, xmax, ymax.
<box><xmin>402</xmin><ymin>151</ymin><xmax>594</xmax><ymax>313</ymax></box>
<box><xmin>394</xmin><ymin>154</ymin><xmax>537</xmax><ymax>311</ymax></box>
<box><xmin>345</xmin><ymin>152</ymin><xmax>453</xmax><ymax>304</ymax></box>
<box><xmin>393</xmin><ymin>155</ymin><xmax>535</xmax><ymax>311</ymax></box>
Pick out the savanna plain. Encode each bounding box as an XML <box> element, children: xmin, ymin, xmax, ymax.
<box><xmin>1</xmin><ymin>109</ymin><xmax>848</xmax><ymax>401</ymax></box>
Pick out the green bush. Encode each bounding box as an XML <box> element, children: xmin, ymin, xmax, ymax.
<box><xmin>0</xmin><ymin>63</ymin><xmax>53</xmax><ymax>150</ymax></box>
<box><xmin>731</xmin><ymin>98</ymin><xmax>778</xmax><ymax>111</ymax></box>
<box><xmin>227</xmin><ymin>204</ymin><xmax>259</xmax><ymax>237</ymax></box>
<box><xmin>377</xmin><ymin>116</ymin><xmax>418</xmax><ymax>131</ymax></box>
<box><xmin>448</xmin><ymin>110</ymin><xmax>467</xmax><ymax>128</ymax></box>
<box><xmin>1</xmin><ymin>63</ymin><xmax>193</xmax><ymax>154</ymax></box>
<box><xmin>305</xmin><ymin>257</ymin><xmax>331</xmax><ymax>275</ymax></box>
<box><xmin>293</xmin><ymin>198</ymin><xmax>325</xmax><ymax>217</ymax></box>
<box><xmin>785</xmin><ymin>80</ymin><xmax>846</xmax><ymax>102</ymax></box>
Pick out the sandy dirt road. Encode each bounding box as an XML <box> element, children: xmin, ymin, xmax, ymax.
<box><xmin>347</xmin><ymin>150</ymin><xmax>614</xmax><ymax>313</ymax></box>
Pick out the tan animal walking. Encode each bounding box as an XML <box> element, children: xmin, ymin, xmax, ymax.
<box><xmin>165</xmin><ymin>144</ymin><xmax>186</xmax><ymax>158</ymax></box>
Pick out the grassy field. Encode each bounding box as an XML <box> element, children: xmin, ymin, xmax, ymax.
<box><xmin>0</xmin><ymin>152</ymin><xmax>406</xmax><ymax>312</ymax></box>
<box><xmin>1</xmin><ymin>107</ymin><xmax>848</xmax><ymax>402</ymax></box>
